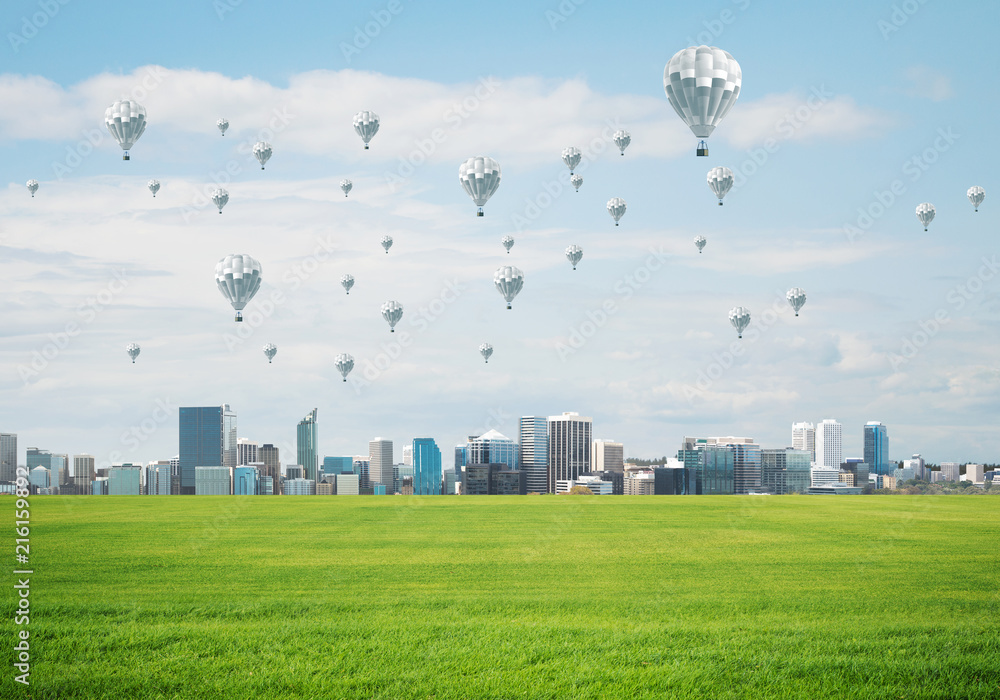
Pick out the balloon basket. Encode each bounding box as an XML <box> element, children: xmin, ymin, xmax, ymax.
<box><xmin>477</xmin><ymin>209</ymin><xmax>484</xmax><ymax>217</ymax></box>
<box><xmin>364</xmin><ymin>144</ymin><xmax>369</xmax><ymax>150</ymax></box>
<box><xmin>718</xmin><ymin>201</ymin><xmax>723</xmax><ymax>206</ymax></box>
<box><xmin>235</xmin><ymin>312</ymin><xmax>243</xmax><ymax>322</ymax></box>
<box><xmin>123</xmin><ymin>153</ymin><xmax>130</xmax><ymax>161</ymax></box>
<box><xmin>506</xmin><ymin>304</ymin><xmax>511</xmax><ymax>310</ymax></box>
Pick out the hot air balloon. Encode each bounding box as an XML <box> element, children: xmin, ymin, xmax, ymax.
<box><xmin>217</xmin><ymin>118</ymin><xmax>229</xmax><ymax>136</ymax></box>
<box><xmin>341</xmin><ymin>179</ymin><xmax>353</xmax><ymax>197</ymax></box>
<box><xmin>212</xmin><ymin>188</ymin><xmax>229</xmax><ymax>214</ymax></box>
<box><xmin>354</xmin><ymin>110</ymin><xmax>380</xmax><ymax>149</ymax></box>
<box><xmin>335</xmin><ymin>353</ymin><xmax>355</xmax><ymax>382</ymax></box>
<box><xmin>263</xmin><ymin>343</ymin><xmax>277</xmax><ymax>363</ymax></box>
<box><xmin>707</xmin><ymin>166</ymin><xmax>733</xmax><ymax>205</ymax></box>
<box><xmin>104</xmin><ymin>100</ymin><xmax>147</xmax><ymax>160</ymax></box>
<box><xmin>147</xmin><ymin>179</ymin><xmax>160</xmax><ymax>197</ymax></box>
<box><xmin>380</xmin><ymin>235</ymin><xmax>393</xmax><ymax>254</ymax></box>
<box><xmin>694</xmin><ymin>235</ymin><xmax>707</xmax><ymax>253</ymax></box>
<box><xmin>607</xmin><ymin>197</ymin><xmax>626</xmax><ymax>226</ymax></box>
<box><xmin>253</xmin><ymin>141</ymin><xmax>272</xmax><ymax>170</ymax></box>
<box><xmin>381</xmin><ymin>301</ymin><xmax>403</xmax><ymax>332</ymax></box>
<box><xmin>126</xmin><ymin>343</ymin><xmax>140</xmax><ymax>364</ymax></box>
<box><xmin>459</xmin><ymin>156</ymin><xmax>501</xmax><ymax>216</ymax></box>
<box><xmin>786</xmin><ymin>288</ymin><xmax>806</xmax><ymax>317</ymax></box>
<box><xmin>967</xmin><ymin>186</ymin><xmax>985</xmax><ymax>212</ymax></box>
<box><xmin>480</xmin><ymin>343</ymin><xmax>493</xmax><ymax>364</ymax></box>
<box><xmin>341</xmin><ymin>274</ymin><xmax>355</xmax><ymax>295</ymax></box>
<box><xmin>613</xmin><ymin>130</ymin><xmax>631</xmax><ymax>156</ymax></box>
<box><xmin>565</xmin><ymin>245</ymin><xmax>583</xmax><ymax>270</ymax></box>
<box><xmin>502</xmin><ymin>235</ymin><xmax>514</xmax><ymax>254</ymax></box>
<box><xmin>215</xmin><ymin>253</ymin><xmax>262</xmax><ymax>322</ymax></box>
<box><xmin>729</xmin><ymin>306</ymin><xmax>750</xmax><ymax>339</ymax></box>
<box><xmin>494</xmin><ymin>266</ymin><xmax>524</xmax><ymax>310</ymax></box>
<box><xmin>562</xmin><ymin>147</ymin><xmax>582</xmax><ymax>174</ymax></box>
<box><xmin>26</xmin><ymin>180</ymin><xmax>38</xmax><ymax>197</ymax></box>
<box><xmin>915</xmin><ymin>203</ymin><xmax>935</xmax><ymax>231</ymax></box>
<box><xmin>571</xmin><ymin>174</ymin><xmax>583</xmax><ymax>192</ymax></box>
<box><xmin>664</xmin><ymin>46</ymin><xmax>742</xmax><ymax>156</ymax></box>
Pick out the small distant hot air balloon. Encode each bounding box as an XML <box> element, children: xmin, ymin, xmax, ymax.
<box><xmin>607</xmin><ymin>197</ymin><xmax>626</xmax><ymax>226</ymax></box>
<box><xmin>565</xmin><ymin>245</ymin><xmax>583</xmax><ymax>270</ymax></box>
<box><xmin>263</xmin><ymin>343</ymin><xmax>277</xmax><ymax>363</ymax></box>
<box><xmin>459</xmin><ymin>156</ymin><xmax>501</xmax><ymax>216</ymax></box>
<box><xmin>571</xmin><ymin>174</ymin><xmax>583</xmax><ymax>192</ymax></box>
<box><xmin>502</xmin><ymin>235</ymin><xmax>514</xmax><ymax>254</ymax></box>
<box><xmin>729</xmin><ymin>306</ymin><xmax>751</xmax><ymax>339</ymax></box>
<box><xmin>335</xmin><ymin>353</ymin><xmax>355</xmax><ymax>382</ymax></box>
<box><xmin>915</xmin><ymin>203</ymin><xmax>935</xmax><ymax>231</ymax></box>
<box><xmin>26</xmin><ymin>180</ymin><xmax>38</xmax><ymax>197</ymax></box>
<box><xmin>707</xmin><ymin>167</ymin><xmax>733</xmax><ymax>205</ymax></box>
<box><xmin>253</xmin><ymin>141</ymin><xmax>272</xmax><ymax>170</ymax></box>
<box><xmin>215</xmin><ymin>253</ymin><xmax>262</xmax><ymax>322</ymax></box>
<box><xmin>147</xmin><ymin>179</ymin><xmax>160</xmax><ymax>198</ymax></box>
<box><xmin>786</xmin><ymin>288</ymin><xmax>806</xmax><ymax>317</ymax></box>
<box><xmin>664</xmin><ymin>46</ymin><xmax>742</xmax><ymax>156</ymax></box>
<box><xmin>217</xmin><ymin>118</ymin><xmax>229</xmax><ymax>136</ymax></box>
<box><xmin>126</xmin><ymin>343</ymin><xmax>140</xmax><ymax>364</ymax></box>
<box><xmin>341</xmin><ymin>274</ymin><xmax>355</xmax><ymax>295</ymax></box>
<box><xmin>381</xmin><ymin>301</ymin><xmax>403</xmax><ymax>332</ymax></box>
<box><xmin>694</xmin><ymin>235</ymin><xmax>707</xmax><ymax>253</ymax></box>
<box><xmin>967</xmin><ymin>186</ymin><xmax>985</xmax><ymax>212</ymax></box>
<box><xmin>341</xmin><ymin>179</ymin><xmax>353</xmax><ymax>197</ymax></box>
<box><xmin>613</xmin><ymin>130</ymin><xmax>631</xmax><ymax>156</ymax></box>
<box><xmin>380</xmin><ymin>235</ymin><xmax>393</xmax><ymax>254</ymax></box>
<box><xmin>479</xmin><ymin>343</ymin><xmax>493</xmax><ymax>364</ymax></box>
<box><xmin>354</xmin><ymin>111</ymin><xmax>380</xmax><ymax>149</ymax></box>
<box><xmin>105</xmin><ymin>100</ymin><xmax>147</xmax><ymax>160</ymax></box>
<box><xmin>494</xmin><ymin>266</ymin><xmax>524</xmax><ymax>310</ymax></box>
<box><xmin>212</xmin><ymin>188</ymin><xmax>229</xmax><ymax>214</ymax></box>
<box><xmin>562</xmin><ymin>147</ymin><xmax>582</xmax><ymax>174</ymax></box>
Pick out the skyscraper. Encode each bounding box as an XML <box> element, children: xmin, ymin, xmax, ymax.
<box><xmin>815</xmin><ymin>419</ymin><xmax>842</xmax><ymax>469</ymax></box>
<box><xmin>0</xmin><ymin>433</ymin><xmax>17</xmax><ymax>483</ymax></box>
<box><xmin>146</xmin><ymin>461</ymin><xmax>172</xmax><ymax>495</ymax></box>
<box><xmin>402</xmin><ymin>445</ymin><xmax>413</xmax><ymax>466</ymax></box>
<box><xmin>258</xmin><ymin>444</ymin><xmax>280</xmax><ymax>494</ymax></box>
<box><xmin>466</xmin><ymin>430</ymin><xmax>518</xmax><ymax>470</ymax></box>
<box><xmin>761</xmin><ymin>448</ymin><xmax>812</xmax><ymax>494</ymax></box>
<box><xmin>592</xmin><ymin>440</ymin><xmax>624</xmax><ymax>473</ymax></box>
<box><xmin>297</xmin><ymin>408</ymin><xmax>318</xmax><ymax>483</ymax></box>
<box><xmin>73</xmin><ymin>454</ymin><xmax>95</xmax><ymax>494</ymax></box>
<box><xmin>369</xmin><ymin>438</ymin><xmax>393</xmax><ymax>493</ymax></box>
<box><xmin>412</xmin><ymin>438</ymin><xmax>442</xmax><ymax>495</ymax></box>
<box><xmin>791</xmin><ymin>422</ymin><xmax>816</xmax><ymax>462</ymax></box>
<box><xmin>707</xmin><ymin>437</ymin><xmax>761</xmax><ymax>494</ymax></box>
<box><xmin>547</xmin><ymin>412</ymin><xmax>592</xmax><ymax>493</ymax></box>
<box><xmin>323</xmin><ymin>456</ymin><xmax>354</xmax><ymax>475</ymax></box>
<box><xmin>863</xmin><ymin>421</ymin><xmax>890</xmax><ymax>475</ymax></box>
<box><xmin>678</xmin><ymin>437</ymin><xmax>734</xmax><ymax>494</ymax></box>
<box><xmin>519</xmin><ymin>417</ymin><xmax>549</xmax><ymax>494</ymax></box>
<box><xmin>178</xmin><ymin>405</ymin><xmax>237</xmax><ymax>494</ymax></box>
<box><xmin>237</xmin><ymin>438</ymin><xmax>258</xmax><ymax>467</ymax></box>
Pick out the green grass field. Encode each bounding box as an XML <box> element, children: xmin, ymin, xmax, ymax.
<box><xmin>7</xmin><ymin>495</ymin><xmax>1000</xmax><ymax>699</ymax></box>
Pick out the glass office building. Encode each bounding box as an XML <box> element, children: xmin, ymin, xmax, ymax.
<box><xmin>863</xmin><ymin>421</ymin><xmax>890</xmax><ymax>475</ymax></box>
<box><xmin>323</xmin><ymin>456</ymin><xmax>354</xmax><ymax>475</ymax></box>
<box><xmin>519</xmin><ymin>417</ymin><xmax>549</xmax><ymax>494</ymax></box>
<box><xmin>234</xmin><ymin>466</ymin><xmax>259</xmax><ymax>495</ymax></box>
<box><xmin>678</xmin><ymin>438</ymin><xmax>735</xmax><ymax>495</ymax></box>
<box><xmin>546</xmin><ymin>413</ymin><xmax>592</xmax><ymax>494</ymax></box>
<box><xmin>761</xmin><ymin>448</ymin><xmax>812</xmax><ymax>494</ymax></box>
<box><xmin>297</xmin><ymin>408</ymin><xmax>318</xmax><ymax>483</ymax></box>
<box><xmin>179</xmin><ymin>405</ymin><xmax>236</xmax><ymax>495</ymax></box>
<box><xmin>466</xmin><ymin>429</ymin><xmax>518</xmax><ymax>471</ymax></box>
<box><xmin>412</xmin><ymin>438</ymin><xmax>442</xmax><ymax>495</ymax></box>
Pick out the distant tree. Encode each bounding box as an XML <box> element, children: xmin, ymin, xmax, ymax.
<box><xmin>568</xmin><ymin>485</ymin><xmax>595</xmax><ymax>495</ymax></box>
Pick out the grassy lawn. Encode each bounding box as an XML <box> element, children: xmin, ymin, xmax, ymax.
<box><xmin>6</xmin><ymin>495</ymin><xmax>999</xmax><ymax>699</ymax></box>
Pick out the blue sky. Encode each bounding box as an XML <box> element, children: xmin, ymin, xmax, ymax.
<box><xmin>1</xmin><ymin>0</ymin><xmax>998</xmax><ymax>470</ymax></box>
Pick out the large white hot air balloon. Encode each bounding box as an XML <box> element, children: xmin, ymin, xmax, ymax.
<box><xmin>340</xmin><ymin>179</ymin><xmax>353</xmax><ymax>197</ymax></box>
<box><xmin>126</xmin><ymin>343</ymin><xmax>140</xmax><ymax>364</ymax></box>
<box><xmin>729</xmin><ymin>306</ymin><xmax>751</xmax><ymax>339</ymax></box>
<box><xmin>565</xmin><ymin>245</ymin><xmax>583</xmax><ymax>270</ymax></box>
<box><xmin>459</xmin><ymin>156</ymin><xmax>501</xmax><ymax>216</ymax></box>
<box><xmin>353</xmin><ymin>110</ymin><xmax>380</xmax><ymax>149</ymax></box>
<box><xmin>707</xmin><ymin>166</ymin><xmax>733</xmax><ymax>205</ymax></box>
<box><xmin>915</xmin><ymin>203</ymin><xmax>935</xmax><ymax>231</ymax></box>
<box><xmin>607</xmin><ymin>197</ymin><xmax>627</xmax><ymax>226</ymax></box>
<box><xmin>502</xmin><ymin>235</ymin><xmax>514</xmax><ymax>254</ymax></box>
<box><xmin>494</xmin><ymin>266</ymin><xmax>524</xmax><ymax>310</ymax></box>
<box><xmin>253</xmin><ymin>141</ymin><xmax>272</xmax><ymax>170</ymax></box>
<box><xmin>479</xmin><ymin>343</ymin><xmax>493</xmax><ymax>364</ymax></box>
<box><xmin>380</xmin><ymin>235</ymin><xmax>393</xmax><ymax>254</ymax></box>
<box><xmin>562</xmin><ymin>147</ymin><xmax>582</xmax><ymax>174</ymax></box>
<box><xmin>147</xmin><ymin>179</ymin><xmax>160</xmax><ymax>198</ymax></box>
<box><xmin>664</xmin><ymin>46</ymin><xmax>742</xmax><ymax>156</ymax></box>
<box><xmin>694</xmin><ymin>235</ymin><xmax>707</xmax><ymax>253</ymax></box>
<box><xmin>613</xmin><ymin>130</ymin><xmax>631</xmax><ymax>156</ymax></box>
<box><xmin>215</xmin><ymin>254</ymin><xmax>262</xmax><ymax>322</ymax></box>
<box><xmin>335</xmin><ymin>353</ymin><xmax>355</xmax><ymax>382</ymax></box>
<box><xmin>786</xmin><ymin>288</ymin><xmax>806</xmax><ymax>317</ymax></box>
<box><xmin>381</xmin><ymin>301</ymin><xmax>403</xmax><ymax>332</ymax></box>
<box><xmin>571</xmin><ymin>174</ymin><xmax>583</xmax><ymax>192</ymax></box>
<box><xmin>217</xmin><ymin>118</ymin><xmax>229</xmax><ymax>136</ymax></box>
<box><xmin>105</xmin><ymin>100</ymin><xmax>147</xmax><ymax>160</ymax></box>
<box><xmin>263</xmin><ymin>343</ymin><xmax>277</xmax><ymax>363</ymax></box>
<box><xmin>341</xmin><ymin>274</ymin><xmax>355</xmax><ymax>295</ymax></box>
<box><xmin>967</xmin><ymin>186</ymin><xmax>985</xmax><ymax>212</ymax></box>
<box><xmin>26</xmin><ymin>180</ymin><xmax>38</xmax><ymax>197</ymax></box>
<box><xmin>212</xmin><ymin>188</ymin><xmax>229</xmax><ymax>214</ymax></box>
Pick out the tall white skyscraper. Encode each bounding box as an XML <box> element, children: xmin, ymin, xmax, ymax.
<box><xmin>815</xmin><ymin>419</ymin><xmax>842</xmax><ymax>469</ymax></box>
<box><xmin>369</xmin><ymin>438</ymin><xmax>393</xmax><ymax>493</ymax></box>
<box><xmin>791</xmin><ymin>422</ymin><xmax>815</xmax><ymax>462</ymax></box>
<box><xmin>592</xmin><ymin>440</ymin><xmax>624</xmax><ymax>473</ymax></box>
<box><xmin>402</xmin><ymin>445</ymin><xmax>413</xmax><ymax>466</ymax></box>
<box><xmin>547</xmin><ymin>412</ymin><xmax>592</xmax><ymax>493</ymax></box>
